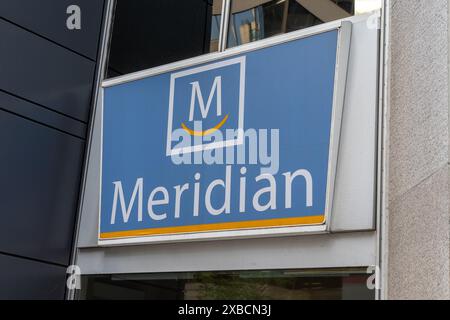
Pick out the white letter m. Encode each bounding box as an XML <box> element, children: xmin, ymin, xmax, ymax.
<box><xmin>110</xmin><ymin>178</ymin><xmax>143</xmax><ymax>224</ymax></box>
<box><xmin>188</xmin><ymin>76</ymin><xmax>222</xmax><ymax>121</ymax></box>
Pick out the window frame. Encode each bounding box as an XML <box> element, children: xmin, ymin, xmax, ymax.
<box><xmin>217</xmin><ymin>0</ymin><xmax>231</xmax><ymax>51</ymax></box>
<box><xmin>217</xmin><ymin>0</ymin><xmax>378</xmax><ymax>52</ymax></box>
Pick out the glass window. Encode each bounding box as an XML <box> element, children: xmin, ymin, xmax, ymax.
<box><xmin>78</xmin><ymin>268</ymin><xmax>375</xmax><ymax>300</ymax></box>
<box><xmin>105</xmin><ymin>0</ymin><xmax>222</xmax><ymax>78</ymax></box>
<box><xmin>227</xmin><ymin>0</ymin><xmax>381</xmax><ymax>48</ymax></box>
<box><xmin>104</xmin><ymin>0</ymin><xmax>381</xmax><ymax>78</ymax></box>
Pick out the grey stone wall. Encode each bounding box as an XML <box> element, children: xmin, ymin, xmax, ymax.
<box><xmin>387</xmin><ymin>0</ymin><xmax>450</xmax><ymax>299</ymax></box>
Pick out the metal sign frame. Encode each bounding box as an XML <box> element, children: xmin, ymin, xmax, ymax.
<box><xmin>98</xmin><ymin>20</ymin><xmax>352</xmax><ymax>246</ymax></box>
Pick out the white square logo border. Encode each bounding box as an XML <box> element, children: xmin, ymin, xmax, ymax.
<box><xmin>166</xmin><ymin>56</ymin><xmax>246</xmax><ymax>156</ymax></box>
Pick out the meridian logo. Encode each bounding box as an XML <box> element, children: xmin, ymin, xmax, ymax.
<box><xmin>166</xmin><ymin>57</ymin><xmax>246</xmax><ymax>156</ymax></box>
<box><xmin>166</xmin><ymin>56</ymin><xmax>280</xmax><ymax>174</ymax></box>
<box><xmin>182</xmin><ymin>75</ymin><xmax>228</xmax><ymax>137</ymax></box>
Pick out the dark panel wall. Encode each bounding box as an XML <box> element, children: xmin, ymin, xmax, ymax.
<box><xmin>0</xmin><ymin>111</ymin><xmax>85</xmax><ymax>265</ymax></box>
<box><xmin>0</xmin><ymin>0</ymin><xmax>104</xmax><ymax>60</ymax></box>
<box><xmin>0</xmin><ymin>254</ymin><xmax>67</xmax><ymax>300</ymax></box>
<box><xmin>0</xmin><ymin>1</ymin><xmax>105</xmax><ymax>299</ymax></box>
<box><xmin>0</xmin><ymin>19</ymin><xmax>95</xmax><ymax>122</ymax></box>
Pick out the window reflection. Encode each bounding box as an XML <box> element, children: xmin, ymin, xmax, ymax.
<box><xmin>104</xmin><ymin>0</ymin><xmax>382</xmax><ymax>78</ymax></box>
<box><xmin>79</xmin><ymin>269</ymin><xmax>375</xmax><ymax>300</ymax></box>
<box><xmin>227</xmin><ymin>0</ymin><xmax>380</xmax><ymax>48</ymax></box>
<box><xmin>105</xmin><ymin>0</ymin><xmax>220</xmax><ymax>78</ymax></box>
<box><xmin>210</xmin><ymin>0</ymin><xmax>223</xmax><ymax>52</ymax></box>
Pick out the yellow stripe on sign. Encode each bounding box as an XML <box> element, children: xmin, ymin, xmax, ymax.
<box><xmin>181</xmin><ymin>114</ymin><xmax>229</xmax><ymax>136</ymax></box>
<box><xmin>99</xmin><ymin>215</ymin><xmax>325</xmax><ymax>239</ymax></box>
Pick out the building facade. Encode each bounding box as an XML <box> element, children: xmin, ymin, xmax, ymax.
<box><xmin>0</xmin><ymin>0</ymin><xmax>105</xmax><ymax>299</ymax></box>
<box><xmin>0</xmin><ymin>0</ymin><xmax>449</xmax><ymax>300</ymax></box>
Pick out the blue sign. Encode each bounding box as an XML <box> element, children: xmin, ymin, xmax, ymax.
<box><xmin>99</xmin><ymin>27</ymin><xmax>348</xmax><ymax>243</ymax></box>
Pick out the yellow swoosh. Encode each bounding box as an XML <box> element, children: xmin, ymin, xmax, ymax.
<box><xmin>181</xmin><ymin>114</ymin><xmax>229</xmax><ymax>136</ymax></box>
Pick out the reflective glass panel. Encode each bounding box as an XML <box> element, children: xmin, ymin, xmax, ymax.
<box><xmin>105</xmin><ymin>0</ymin><xmax>222</xmax><ymax>78</ymax></box>
<box><xmin>227</xmin><ymin>0</ymin><xmax>381</xmax><ymax>48</ymax></box>
<box><xmin>79</xmin><ymin>268</ymin><xmax>375</xmax><ymax>300</ymax></box>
